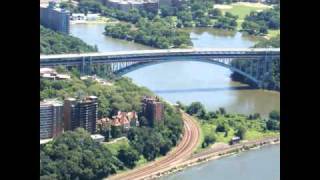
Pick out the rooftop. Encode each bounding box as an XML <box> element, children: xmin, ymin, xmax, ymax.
<box><xmin>108</xmin><ymin>0</ymin><xmax>158</xmax><ymax>5</ymax></box>
<box><xmin>232</xmin><ymin>136</ymin><xmax>241</xmax><ymax>141</ymax></box>
<box><xmin>40</xmin><ymin>138</ymin><xmax>53</xmax><ymax>144</ymax></box>
<box><xmin>41</xmin><ymin>99</ymin><xmax>63</xmax><ymax>106</ymax></box>
<box><xmin>40</xmin><ymin>67</ymin><xmax>56</xmax><ymax>74</ymax></box>
<box><xmin>56</xmin><ymin>74</ymin><xmax>71</xmax><ymax>79</ymax></box>
<box><xmin>91</xmin><ymin>134</ymin><xmax>105</xmax><ymax>139</ymax></box>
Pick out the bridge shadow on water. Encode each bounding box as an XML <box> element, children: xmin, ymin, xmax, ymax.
<box><xmin>152</xmin><ymin>86</ymin><xmax>256</xmax><ymax>94</ymax></box>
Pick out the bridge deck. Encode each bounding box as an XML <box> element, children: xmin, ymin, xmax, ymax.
<box><xmin>40</xmin><ymin>48</ymin><xmax>280</xmax><ymax>59</ymax></box>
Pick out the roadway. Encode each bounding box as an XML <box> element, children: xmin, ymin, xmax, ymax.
<box><xmin>107</xmin><ymin>111</ymin><xmax>200</xmax><ymax>180</ymax></box>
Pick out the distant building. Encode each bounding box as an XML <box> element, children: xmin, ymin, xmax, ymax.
<box><xmin>101</xmin><ymin>0</ymin><xmax>159</xmax><ymax>13</ymax></box>
<box><xmin>97</xmin><ymin>111</ymin><xmax>139</xmax><ymax>134</ymax></box>
<box><xmin>40</xmin><ymin>99</ymin><xmax>64</xmax><ymax>139</ymax></box>
<box><xmin>86</xmin><ymin>14</ymin><xmax>100</xmax><ymax>21</ymax></box>
<box><xmin>80</xmin><ymin>75</ymin><xmax>113</xmax><ymax>86</ymax></box>
<box><xmin>142</xmin><ymin>96</ymin><xmax>164</xmax><ymax>126</ymax></box>
<box><xmin>40</xmin><ymin>1</ymin><xmax>70</xmax><ymax>34</ymax></box>
<box><xmin>111</xmin><ymin>111</ymin><xmax>139</xmax><ymax>131</ymax></box>
<box><xmin>91</xmin><ymin>134</ymin><xmax>105</xmax><ymax>143</ymax></box>
<box><xmin>70</xmin><ymin>13</ymin><xmax>100</xmax><ymax>21</ymax></box>
<box><xmin>64</xmin><ymin>96</ymin><xmax>98</xmax><ymax>134</ymax></box>
<box><xmin>40</xmin><ymin>68</ymin><xmax>71</xmax><ymax>80</ymax></box>
<box><xmin>40</xmin><ymin>138</ymin><xmax>53</xmax><ymax>145</ymax></box>
<box><xmin>70</xmin><ymin>13</ymin><xmax>86</xmax><ymax>21</ymax></box>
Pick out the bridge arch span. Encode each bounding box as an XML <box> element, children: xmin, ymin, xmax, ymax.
<box><xmin>114</xmin><ymin>58</ymin><xmax>260</xmax><ymax>86</ymax></box>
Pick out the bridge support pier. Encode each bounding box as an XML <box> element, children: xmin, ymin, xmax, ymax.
<box><xmin>81</xmin><ymin>57</ymin><xmax>85</xmax><ymax>75</ymax></box>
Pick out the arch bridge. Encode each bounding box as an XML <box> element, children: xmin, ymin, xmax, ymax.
<box><xmin>40</xmin><ymin>48</ymin><xmax>280</xmax><ymax>87</ymax></box>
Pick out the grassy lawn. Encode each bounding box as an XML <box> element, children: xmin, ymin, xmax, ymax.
<box><xmin>103</xmin><ymin>138</ymin><xmax>130</xmax><ymax>155</ymax></box>
<box><xmin>246</xmin><ymin>130</ymin><xmax>279</xmax><ymax>140</ymax></box>
<box><xmin>217</xmin><ymin>3</ymin><xmax>272</xmax><ymax>31</ymax></box>
<box><xmin>221</xmin><ymin>4</ymin><xmax>271</xmax><ymax>20</ymax></box>
<box><xmin>194</xmin><ymin>113</ymin><xmax>279</xmax><ymax>152</ymax></box>
<box><xmin>267</xmin><ymin>29</ymin><xmax>280</xmax><ymax>38</ymax></box>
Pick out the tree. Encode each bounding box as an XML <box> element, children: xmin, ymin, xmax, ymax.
<box><xmin>269</xmin><ymin>110</ymin><xmax>280</xmax><ymax>121</ymax></box>
<box><xmin>40</xmin><ymin>128</ymin><xmax>120</xmax><ymax>179</ymax></box>
<box><xmin>235</xmin><ymin>126</ymin><xmax>247</xmax><ymax>140</ymax></box>
<box><xmin>186</xmin><ymin>102</ymin><xmax>206</xmax><ymax>116</ymax></box>
<box><xmin>266</xmin><ymin>120</ymin><xmax>280</xmax><ymax>130</ymax></box>
<box><xmin>202</xmin><ymin>134</ymin><xmax>216</xmax><ymax>148</ymax></box>
<box><xmin>143</xmin><ymin>139</ymin><xmax>159</xmax><ymax>161</ymax></box>
<box><xmin>218</xmin><ymin>107</ymin><xmax>226</xmax><ymax>115</ymax></box>
<box><xmin>209</xmin><ymin>8</ymin><xmax>222</xmax><ymax>18</ymax></box>
<box><xmin>117</xmin><ymin>147</ymin><xmax>140</xmax><ymax>168</ymax></box>
<box><xmin>40</xmin><ymin>26</ymin><xmax>97</xmax><ymax>54</ymax></box>
<box><xmin>111</xmin><ymin>126</ymin><xmax>122</xmax><ymax>138</ymax></box>
<box><xmin>216</xmin><ymin>123</ymin><xmax>229</xmax><ymax>132</ymax></box>
<box><xmin>208</xmin><ymin>111</ymin><xmax>218</xmax><ymax>119</ymax></box>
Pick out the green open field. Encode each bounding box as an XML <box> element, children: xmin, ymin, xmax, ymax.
<box><xmin>220</xmin><ymin>3</ymin><xmax>271</xmax><ymax>20</ymax></box>
<box><xmin>267</xmin><ymin>29</ymin><xmax>280</xmax><ymax>38</ymax></box>
<box><xmin>194</xmin><ymin>113</ymin><xmax>279</xmax><ymax>152</ymax></box>
<box><xmin>103</xmin><ymin>138</ymin><xmax>130</xmax><ymax>155</ymax></box>
<box><xmin>216</xmin><ymin>3</ymin><xmax>279</xmax><ymax>39</ymax></box>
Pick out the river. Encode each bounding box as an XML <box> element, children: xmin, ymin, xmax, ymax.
<box><xmin>70</xmin><ymin>23</ymin><xmax>280</xmax><ymax>179</ymax></box>
<box><xmin>70</xmin><ymin>24</ymin><xmax>280</xmax><ymax>118</ymax></box>
<box><xmin>161</xmin><ymin>144</ymin><xmax>280</xmax><ymax>180</ymax></box>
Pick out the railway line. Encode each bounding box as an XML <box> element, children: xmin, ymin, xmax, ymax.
<box><xmin>107</xmin><ymin>112</ymin><xmax>200</xmax><ymax>180</ymax></box>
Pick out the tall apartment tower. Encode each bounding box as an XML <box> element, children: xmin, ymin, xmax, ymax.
<box><xmin>142</xmin><ymin>96</ymin><xmax>164</xmax><ymax>126</ymax></box>
<box><xmin>40</xmin><ymin>100</ymin><xmax>64</xmax><ymax>139</ymax></box>
<box><xmin>40</xmin><ymin>1</ymin><xmax>70</xmax><ymax>34</ymax></box>
<box><xmin>64</xmin><ymin>96</ymin><xmax>98</xmax><ymax>134</ymax></box>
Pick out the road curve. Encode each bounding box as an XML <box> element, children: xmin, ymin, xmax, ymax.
<box><xmin>107</xmin><ymin>111</ymin><xmax>200</xmax><ymax>180</ymax></box>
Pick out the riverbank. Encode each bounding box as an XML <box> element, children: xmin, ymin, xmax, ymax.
<box><xmin>144</xmin><ymin>136</ymin><xmax>280</xmax><ymax>179</ymax></box>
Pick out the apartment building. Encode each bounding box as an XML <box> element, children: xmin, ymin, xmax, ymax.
<box><xmin>40</xmin><ymin>99</ymin><xmax>64</xmax><ymax>139</ymax></box>
<box><xmin>40</xmin><ymin>1</ymin><xmax>70</xmax><ymax>34</ymax></box>
<box><xmin>64</xmin><ymin>96</ymin><xmax>98</xmax><ymax>134</ymax></box>
<box><xmin>142</xmin><ymin>96</ymin><xmax>164</xmax><ymax>126</ymax></box>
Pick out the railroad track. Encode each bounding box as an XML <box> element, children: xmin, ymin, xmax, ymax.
<box><xmin>107</xmin><ymin>112</ymin><xmax>200</xmax><ymax>180</ymax></box>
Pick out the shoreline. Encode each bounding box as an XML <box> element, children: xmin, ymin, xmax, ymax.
<box><xmin>140</xmin><ymin>136</ymin><xmax>280</xmax><ymax>179</ymax></box>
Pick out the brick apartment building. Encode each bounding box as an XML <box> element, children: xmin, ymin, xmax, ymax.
<box><xmin>40</xmin><ymin>99</ymin><xmax>64</xmax><ymax>139</ymax></box>
<box><xmin>64</xmin><ymin>96</ymin><xmax>98</xmax><ymax>134</ymax></box>
<box><xmin>142</xmin><ymin>96</ymin><xmax>164</xmax><ymax>126</ymax></box>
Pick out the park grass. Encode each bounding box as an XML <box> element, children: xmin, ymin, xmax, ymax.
<box><xmin>267</xmin><ymin>29</ymin><xmax>280</xmax><ymax>38</ymax></box>
<box><xmin>217</xmin><ymin>3</ymin><xmax>271</xmax><ymax>31</ymax></box>
<box><xmin>194</xmin><ymin>113</ymin><xmax>279</xmax><ymax>153</ymax></box>
<box><xmin>221</xmin><ymin>4</ymin><xmax>271</xmax><ymax>20</ymax></box>
<box><xmin>103</xmin><ymin>138</ymin><xmax>130</xmax><ymax>155</ymax></box>
<box><xmin>246</xmin><ymin>130</ymin><xmax>279</xmax><ymax>140</ymax></box>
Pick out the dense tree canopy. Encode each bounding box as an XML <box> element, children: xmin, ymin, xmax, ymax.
<box><xmin>242</xmin><ymin>6</ymin><xmax>280</xmax><ymax>35</ymax></box>
<box><xmin>186</xmin><ymin>102</ymin><xmax>206</xmax><ymax>118</ymax></box>
<box><xmin>40</xmin><ymin>26</ymin><xmax>97</xmax><ymax>54</ymax></box>
<box><xmin>40</xmin><ymin>128</ymin><xmax>122</xmax><ymax>179</ymax></box>
<box><xmin>104</xmin><ymin>18</ymin><xmax>192</xmax><ymax>48</ymax></box>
